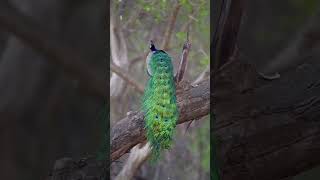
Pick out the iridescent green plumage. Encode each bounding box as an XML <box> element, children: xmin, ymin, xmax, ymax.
<box><xmin>142</xmin><ymin>49</ymin><xmax>178</xmax><ymax>161</ymax></box>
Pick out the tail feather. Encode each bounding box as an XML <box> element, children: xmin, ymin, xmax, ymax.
<box><xmin>142</xmin><ymin>50</ymin><xmax>178</xmax><ymax>161</ymax></box>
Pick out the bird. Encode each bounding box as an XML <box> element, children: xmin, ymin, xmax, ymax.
<box><xmin>142</xmin><ymin>40</ymin><xmax>179</xmax><ymax>161</ymax></box>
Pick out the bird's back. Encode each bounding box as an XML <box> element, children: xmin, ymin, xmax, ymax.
<box><xmin>143</xmin><ymin>50</ymin><xmax>178</xmax><ymax>161</ymax></box>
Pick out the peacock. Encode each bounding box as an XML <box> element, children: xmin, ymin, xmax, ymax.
<box><xmin>142</xmin><ymin>41</ymin><xmax>179</xmax><ymax>161</ymax></box>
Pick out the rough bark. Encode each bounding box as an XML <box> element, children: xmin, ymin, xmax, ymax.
<box><xmin>212</xmin><ymin>1</ymin><xmax>320</xmax><ymax>179</ymax></box>
<box><xmin>213</xmin><ymin>58</ymin><xmax>320</xmax><ymax>180</ymax></box>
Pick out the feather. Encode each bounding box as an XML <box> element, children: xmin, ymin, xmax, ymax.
<box><xmin>142</xmin><ymin>49</ymin><xmax>178</xmax><ymax>161</ymax></box>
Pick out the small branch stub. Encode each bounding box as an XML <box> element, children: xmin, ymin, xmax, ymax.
<box><xmin>175</xmin><ymin>40</ymin><xmax>191</xmax><ymax>83</ymax></box>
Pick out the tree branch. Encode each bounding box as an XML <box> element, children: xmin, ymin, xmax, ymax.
<box><xmin>192</xmin><ymin>65</ymin><xmax>210</xmax><ymax>85</ymax></box>
<box><xmin>110</xmin><ymin>63</ymin><xmax>144</xmax><ymax>94</ymax></box>
<box><xmin>115</xmin><ymin>143</ymin><xmax>151</xmax><ymax>180</ymax></box>
<box><xmin>161</xmin><ymin>3</ymin><xmax>181</xmax><ymax>50</ymax></box>
<box><xmin>111</xmin><ymin>79</ymin><xmax>210</xmax><ymax>162</ymax></box>
<box><xmin>175</xmin><ymin>40</ymin><xmax>191</xmax><ymax>83</ymax></box>
<box><xmin>213</xmin><ymin>59</ymin><xmax>320</xmax><ymax>180</ymax></box>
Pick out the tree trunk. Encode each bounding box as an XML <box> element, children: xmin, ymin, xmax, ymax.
<box><xmin>213</xmin><ymin>59</ymin><xmax>320</xmax><ymax>180</ymax></box>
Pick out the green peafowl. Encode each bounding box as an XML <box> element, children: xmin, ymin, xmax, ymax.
<box><xmin>142</xmin><ymin>41</ymin><xmax>179</xmax><ymax>162</ymax></box>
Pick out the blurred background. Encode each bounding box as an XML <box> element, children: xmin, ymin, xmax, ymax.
<box><xmin>110</xmin><ymin>0</ymin><xmax>210</xmax><ymax>180</ymax></box>
<box><xmin>239</xmin><ymin>0</ymin><xmax>320</xmax><ymax>72</ymax></box>
<box><xmin>1</xmin><ymin>0</ymin><xmax>320</xmax><ymax>179</ymax></box>
<box><xmin>228</xmin><ymin>0</ymin><xmax>320</xmax><ymax>179</ymax></box>
<box><xmin>0</xmin><ymin>0</ymin><xmax>106</xmax><ymax>180</ymax></box>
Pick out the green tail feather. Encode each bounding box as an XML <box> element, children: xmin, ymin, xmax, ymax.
<box><xmin>142</xmin><ymin>50</ymin><xmax>178</xmax><ymax>162</ymax></box>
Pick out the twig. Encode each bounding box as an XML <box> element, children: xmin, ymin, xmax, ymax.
<box><xmin>129</xmin><ymin>52</ymin><xmax>149</xmax><ymax>67</ymax></box>
<box><xmin>192</xmin><ymin>66</ymin><xmax>210</xmax><ymax>85</ymax></box>
<box><xmin>180</xmin><ymin>3</ymin><xmax>201</xmax><ymax>33</ymax></box>
<box><xmin>161</xmin><ymin>3</ymin><xmax>181</xmax><ymax>49</ymax></box>
<box><xmin>111</xmin><ymin>63</ymin><xmax>144</xmax><ymax>94</ymax></box>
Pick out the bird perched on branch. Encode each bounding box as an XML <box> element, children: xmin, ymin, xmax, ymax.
<box><xmin>142</xmin><ymin>40</ymin><xmax>178</xmax><ymax>161</ymax></box>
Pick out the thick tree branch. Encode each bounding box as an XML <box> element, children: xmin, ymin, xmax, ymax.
<box><xmin>214</xmin><ymin>59</ymin><xmax>320</xmax><ymax>180</ymax></box>
<box><xmin>111</xmin><ymin>79</ymin><xmax>210</xmax><ymax>162</ymax></box>
<box><xmin>0</xmin><ymin>1</ymin><xmax>105</xmax><ymax>98</ymax></box>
